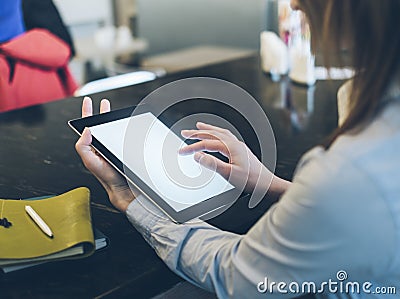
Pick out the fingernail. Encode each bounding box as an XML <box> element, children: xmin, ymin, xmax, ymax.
<box><xmin>194</xmin><ymin>152</ymin><xmax>202</xmax><ymax>161</ymax></box>
<box><xmin>178</xmin><ymin>148</ymin><xmax>189</xmax><ymax>155</ymax></box>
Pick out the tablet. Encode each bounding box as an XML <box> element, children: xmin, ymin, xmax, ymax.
<box><xmin>69</xmin><ymin>106</ymin><xmax>238</xmax><ymax>223</ymax></box>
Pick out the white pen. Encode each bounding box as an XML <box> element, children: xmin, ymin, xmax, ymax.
<box><xmin>25</xmin><ymin>205</ymin><xmax>54</xmax><ymax>238</ymax></box>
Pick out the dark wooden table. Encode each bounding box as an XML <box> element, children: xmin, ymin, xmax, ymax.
<box><xmin>0</xmin><ymin>55</ymin><xmax>343</xmax><ymax>298</ymax></box>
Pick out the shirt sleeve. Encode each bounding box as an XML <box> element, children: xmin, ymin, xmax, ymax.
<box><xmin>126</xmin><ymin>149</ymin><xmax>395</xmax><ymax>299</ymax></box>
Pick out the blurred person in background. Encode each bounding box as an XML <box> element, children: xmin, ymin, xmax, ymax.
<box><xmin>0</xmin><ymin>0</ymin><xmax>77</xmax><ymax>112</ymax></box>
<box><xmin>22</xmin><ymin>0</ymin><xmax>76</xmax><ymax>58</ymax></box>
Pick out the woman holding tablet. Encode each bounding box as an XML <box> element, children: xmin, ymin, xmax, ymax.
<box><xmin>76</xmin><ymin>0</ymin><xmax>400</xmax><ymax>298</ymax></box>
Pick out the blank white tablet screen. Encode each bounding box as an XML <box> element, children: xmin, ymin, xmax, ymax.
<box><xmin>90</xmin><ymin>112</ymin><xmax>234</xmax><ymax>212</ymax></box>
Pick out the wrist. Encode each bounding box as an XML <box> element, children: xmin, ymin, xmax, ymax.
<box><xmin>248</xmin><ymin>162</ymin><xmax>274</xmax><ymax>193</ymax></box>
<box><xmin>269</xmin><ymin>175</ymin><xmax>291</xmax><ymax>196</ymax></box>
<box><xmin>106</xmin><ymin>184</ymin><xmax>136</xmax><ymax>212</ymax></box>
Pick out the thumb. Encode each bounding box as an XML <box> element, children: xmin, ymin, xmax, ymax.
<box><xmin>75</xmin><ymin>128</ymin><xmax>93</xmax><ymax>155</ymax></box>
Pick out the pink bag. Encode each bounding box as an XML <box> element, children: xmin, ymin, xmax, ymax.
<box><xmin>0</xmin><ymin>29</ymin><xmax>78</xmax><ymax>112</ymax></box>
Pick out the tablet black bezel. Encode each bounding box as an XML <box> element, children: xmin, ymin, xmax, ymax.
<box><xmin>68</xmin><ymin>106</ymin><xmax>238</xmax><ymax>223</ymax></box>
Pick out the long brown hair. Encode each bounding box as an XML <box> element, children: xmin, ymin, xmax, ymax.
<box><xmin>299</xmin><ymin>0</ymin><xmax>400</xmax><ymax>147</ymax></box>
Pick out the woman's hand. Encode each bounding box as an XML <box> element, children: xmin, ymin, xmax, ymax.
<box><xmin>75</xmin><ymin>97</ymin><xmax>137</xmax><ymax>212</ymax></box>
<box><xmin>179</xmin><ymin>122</ymin><xmax>290</xmax><ymax>196</ymax></box>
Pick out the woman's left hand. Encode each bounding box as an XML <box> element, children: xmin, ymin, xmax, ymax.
<box><xmin>75</xmin><ymin>97</ymin><xmax>138</xmax><ymax>212</ymax></box>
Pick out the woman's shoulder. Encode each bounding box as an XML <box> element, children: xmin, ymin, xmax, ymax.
<box><xmin>295</xmin><ymin>109</ymin><xmax>400</xmax><ymax>203</ymax></box>
<box><xmin>329</xmin><ymin>101</ymin><xmax>400</xmax><ymax>182</ymax></box>
<box><xmin>291</xmin><ymin>109</ymin><xmax>400</xmax><ymax>239</ymax></box>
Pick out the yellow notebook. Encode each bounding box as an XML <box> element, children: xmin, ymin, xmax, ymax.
<box><xmin>0</xmin><ymin>187</ymin><xmax>95</xmax><ymax>267</ymax></box>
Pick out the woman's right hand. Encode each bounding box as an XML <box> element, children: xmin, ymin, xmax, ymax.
<box><xmin>179</xmin><ymin>122</ymin><xmax>290</xmax><ymax>196</ymax></box>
